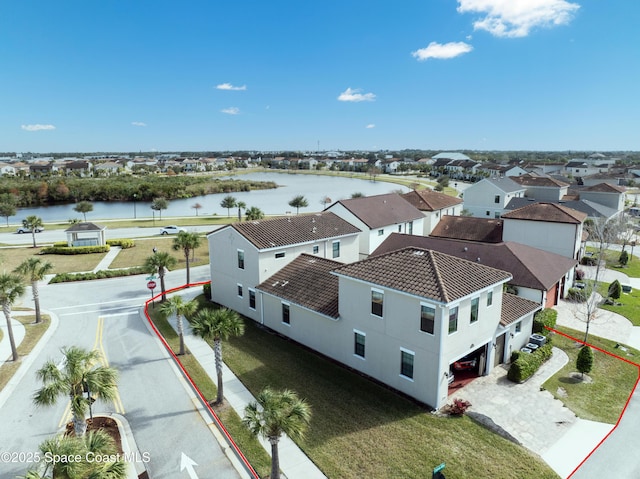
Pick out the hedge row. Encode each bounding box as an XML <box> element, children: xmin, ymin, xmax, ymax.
<box><xmin>106</xmin><ymin>239</ymin><xmax>135</xmax><ymax>249</ymax></box>
<box><xmin>49</xmin><ymin>267</ymin><xmax>147</xmax><ymax>283</ymax></box>
<box><xmin>507</xmin><ymin>342</ymin><xmax>554</xmax><ymax>383</ymax></box>
<box><xmin>533</xmin><ymin>309</ymin><xmax>557</xmax><ymax>334</ymax></box>
<box><xmin>41</xmin><ymin>245</ymin><xmax>111</xmax><ymax>255</ymax></box>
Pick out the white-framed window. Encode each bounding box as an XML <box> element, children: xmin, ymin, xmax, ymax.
<box><xmin>485</xmin><ymin>210</ymin><xmax>490</xmax><ymax>216</ymax></box>
<box><xmin>354</xmin><ymin>330</ymin><xmax>366</xmax><ymax>358</ymax></box>
<box><xmin>400</xmin><ymin>348</ymin><xmax>415</xmax><ymax>380</ymax></box>
<box><xmin>275</xmin><ymin>251</ymin><xmax>286</xmax><ymax>259</ymax></box>
<box><xmin>494</xmin><ymin>195</ymin><xmax>500</xmax><ymax>204</ymax></box>
<box><xmin>237</xmin><ymin>249</ymin><xmax>245</xmax><ymax>269</ymax></box>
<box><xmin>470</xmin><ymin>297</ymin><xmax>479</xmax><ymax>323</ymax></box>
<box><xmin>237</xmin><ymin>284</ymin><xmax>243</xmax><ymax>297</ymax></box>
<box><xmin>448</xmin><ymin>306</ymin><xmax>458</xmax><ymax>334</ymax></box>
<box><xmin>408</xmin><ymin>221</ymin><xmax>413</xmax><ymax>235</ymax></box>
<box><xmin>420</xmin><ymin>304</ymin><xmax>435</xmax><ymax>334</ymax></box>
<box><xmin>332</xmin><ymin>241</ymin><xmax>340</xmax><ymax>258</ymax></box>
<box><xmin>249</xmin><ymin>289</ymin><xmax>256</xmax><ymax>309</ymax></box>
<box><xmin>515</xmin><ymin>321</ymin><xmax>522</xmax><ymax>334</ymax></box>
<box><xmin>378</xmin><ymin>229</ymin><xmax>384</xmax><ymax>236</ymax></box>
<box><xmin>371</xmin><ymin>289</ymin><xmax>384</xmax><ymax>317</ymax></box>
<box><xmin>282</xmin><ymin>302</ymin><xmax>290</xmax><ymax>325</ymax></box>
<box><xmin>487</xmin><ymin>291</ymin><xmax>493</xmax><ymax>306</ymax></box>
<box><xmin>313</xmin><ymin>245</ymin><xmax>319</xmax><ymax>254</ymax></box>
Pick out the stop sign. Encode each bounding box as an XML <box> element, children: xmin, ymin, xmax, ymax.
<box><xmin>147</xmin><ymin>280</ymin><xmax>157</xmax><ymax>290</ymax></box>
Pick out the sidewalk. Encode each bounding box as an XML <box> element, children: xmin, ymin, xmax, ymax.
<box><xmin>92</xmin><ymin>246</ymin><xmax>122</xmax><ymax>272</ymax></box>
<box><xmin>164</xmin><ymin>289</ymin><xmax>326</xmax><ymax>479</ymax></box>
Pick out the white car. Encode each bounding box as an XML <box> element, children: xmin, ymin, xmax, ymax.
<box><xmin>17</xmin><ymin>226</ymin><xmax>45</xmax><ymax>234</ymax></box>
<box><xmin>160</xmin><ymin>225</ymin><xmax>186</xmax><ymax>235</ymax></box>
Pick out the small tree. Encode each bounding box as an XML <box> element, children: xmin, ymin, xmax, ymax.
<box><xmin>73</xmin><ymin>201</ymin><xmax>93</xmax><ymax>222</ymax></box>
<box><xmin>576</xmin><ymin>345</ymin><xmax>594</xmax><ymax>378</ymax></box>
<box><xmin>236</xmin><ymin>201</ymin><xmax>246</xmax><ymax>221</ymax></box>
<box><xmin>320</xmin><ymin>196</ymin><xmax>332</xmax><ymax>209</ymax></box>
<box><xmin>245</xmin><ymin>206</ymin><xmax>264</xmax><ymax>221</ymax></box>
<box><xmin>0</xmin><ymin>194</ymin><xmax>17</xmax><ymax>226</ymax></box>
<box><xmin>608</xmin><ymin>279</ymin><xmax>622</xmax><ymax>300</ymax></box>
<box><xmin>351</xmin><ymin>192</ymin><xmax>364</xmax><ymax>198</ymax></box>
<box><xmin>151</xmin><ymin>197</ymin><xmax>169</xmax><ymax>220</ymax></box>
<box><xmin>191</xmin><ymin>202</ymin><xmax>203</xmax><ymax>216</ymax></box>
<box><xmin>22</xmin><ymin>215</ymin><xmax>44</xmax><ymax>248</ymax></box>
<box><xmin>619</xmin><ymin>250</ymin><xmax>629</xmax><ymax>267</ymax></box>
<box><xmin>220</xmin><ymin>195</ymin><xmax>237</xmax><ymax>217</ymax></box>
<box><xmin>288</xmin><ymin>195</ymin><xmax>308</xmax><ymax>215</ymax></box>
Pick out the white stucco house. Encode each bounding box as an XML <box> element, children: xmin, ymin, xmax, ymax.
<box><xmin>207</xmin><ymin>212</ymin><xmax>361</xmax><ymax>321</ymax></box>
<box><xmin>462</xmin><ymin>178</ymin><xmax>526</xmax><ymax>218</ymax></box>
<box><xmin>400</xmin><ymin>189</ymin><xmax>463</xmax><ymax>235</ymax></box>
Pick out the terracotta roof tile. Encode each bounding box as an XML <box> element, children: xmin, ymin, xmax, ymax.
<box><xmin>256</xmin><ymin>254</ymin><xmax>340</xmax><ymax>318</ymax></box>
<box><xmin>334</xmin><ymin>247</ymin><xmax>511</xmax><ymax>303</ymax></box>
<box><xmin>332</xmin><ymin>193</ymin><xmax>424</xmax><ymax>229</ymax></box>
<box><xmin>511</xmin><ymin>174</ymin><xmax>569</xmax><ymax>188</ymax></box>
<box><xmin>582</xmin><ymin>182</ymin><xmax>626</xmax><ymax>193</ymax></box>
<box><xmin>501</xmin><ymin>202</ymin><xmax>587</xmax><ymax>224</ymax></box>
<box><xmin>430</xmin><ymin>216</ymin><xmax>503</xmax><ymax>243</ymax></box>
<box><xmin>401</xmin><ymin>190</ymin><xmax>462</xmax><ymax>212</ymax></box>
<box><xmin>501</xmin><ymin>293</ymin><xmax>541</xmax><ymax>326</ymax></box>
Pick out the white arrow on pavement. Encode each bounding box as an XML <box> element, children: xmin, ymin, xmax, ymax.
<box><xmin>180</xmin><ymin>452</ymin><xmax>199</xmax><ymax>479</ymax></box>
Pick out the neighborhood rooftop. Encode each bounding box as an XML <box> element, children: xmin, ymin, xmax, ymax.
<box><xmin>501</xmin><ymin>293</ymin><xmax>541</xmax><ymax>326</ymax></box>
<box><xmin>501</xmin><ymin>202</ymin><xmax>588</xmax><ymax>224</ymax></box>
<box><xmin>430</xmin><ymin>216</ymin><xmax>504</xmax><ymax>243</ymax></box>
<box><xmin>330</xmin><ymin>193</ymin><xmax>424</xmax><ymax>229</ymax></box>
<box><xmin>400</xmin><ymin>189</ymin><xmax>463</xmax><ymax>212</ymax></box>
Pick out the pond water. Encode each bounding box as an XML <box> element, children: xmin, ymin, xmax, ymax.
<box><xmin>15</xmin><ymin>172</ymin><xmax>409</xmax><ymax>222</ymax></box>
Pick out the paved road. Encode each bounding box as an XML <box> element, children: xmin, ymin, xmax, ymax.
<box><xmin>0</xmin><ymin>269</ymin><xmax>239</xmax><ymax>479</ymax></box>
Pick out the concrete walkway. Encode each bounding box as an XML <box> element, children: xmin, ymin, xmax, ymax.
<box><xmin>92</xmin><ymin>246</ymin><xmax>122</xmax><ymax>272</ymax></box>
<box><xmin>164</xmin><ymin>289</ymin><xmax>326</xmax><ymax>479</ymax></box>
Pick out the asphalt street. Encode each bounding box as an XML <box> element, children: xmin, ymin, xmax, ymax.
<box><xmin>0</xmin><ymin>266</ymin><xmax>240</xmax><ymax>479</ymax></box>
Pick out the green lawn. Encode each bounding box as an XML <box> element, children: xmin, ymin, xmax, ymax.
<box><xmin>543</xmin><ymin>327</ymin><xmax>639</xmax><ymax>424</ymax></box>
<box><xmin>108</xmin><ymin>237</ymin><xmax>210</xmax><ymax>270</ymax></box>
<box><xmin>600</xmin><ymin>287</ymin><xmax>640</xmax><ymax>326</ymax></box>
<box><xmin>0</xmin><ymin>247</ymin><xmax>106</xmax><ymax>274</ymax></box>
<box><xmin>585</xmin><ymin>246</ymin><xmax>640</xmax><ymax>278</ymax></box>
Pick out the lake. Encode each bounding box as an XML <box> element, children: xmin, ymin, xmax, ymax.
<box><xmin>14</xmin><ymin>172</ymin><xmax>409</xmax><ymax>222</ymax></box>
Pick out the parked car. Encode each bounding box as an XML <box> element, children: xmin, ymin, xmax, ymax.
<box><xmin>160</xmin><ymin>225</ymin><xmax>186</xmax><ymax>235</ymax></box>
<box><xmin>16</xmin><ymin>226</ymin><xmax>44</xmax><ymax>234</ymax></box>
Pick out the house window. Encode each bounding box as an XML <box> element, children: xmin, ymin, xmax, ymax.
<box><xmin>420</xmin><ymin>304</ymin><xmax>435</xmax><ymax>334</ymax></box>
<box><xmin>487</xmin><ymin>291</ymin><xmax>493</xmax><ymax>306</ymax></box>
<box><xmin>282</xmin><ymin>303</ymin><xmax>290</xmax><ymax>325</ymax></box>
<box><xmin>275</xmin><ymin>251</ymin><xmax>285</xmax><ymax>259</ymax></box>
<box><xmin>354</xmin><ymin>331</ymin><xmax>366</xmax><ymax>358</ymax></box>
<box><xmin>398</xmin><ymin>225</ymin><xmax>402</xmax><ymax>232</ymax></box>
<box><xmin>237</xmin><ymin>284</ymin><xmax>243</xmax><ymax>297</ymax></box>
<box><xmin>494</xmin><ymin>212</ymin><xmax>500</xmax><ymax>219</ymax></box>
<box><xmin>371</xmin><ymin>289</ymin><xmax>384</xmax><ymax>317</ymax></box>
<box><xmin>486</xmin><ymin>211</ymin><xmax>490</xmax><ymax>216</ymax></box>
<box><xmin>332</xmin><ymin>241</ymin><xmax>340</xmax><ymax>258</ymax></box>
<box><xmin>237</xmin><ymin>250</ymin><xmax>245</xmax><ymax>269</ymax></box>
<box><xmin>494</xmin><ymin>195</ymin><xmax>500</xmax><ymax>204</ymax></box>
<box><xmin>249</xmin><ymin>289</ymin><xmax>256</xmax><ymax>309</ymax></box>
<box><xmin>313</xmin><ymin>245</ymin><xmax>319</xmax><ymax>254</ymax></box>
<box><xmin>448</xmin><ymin>307</ymin><xmax>458</xmax><ymax>334</ymax></box>
<box><xmin>400</xmin><ymin>349</ymin><xmax>414</xmax><ymax>379</ymax></box>
<box><xmin>378</xmin><ymin>229</ymin><xmax>384</xmax><ymax>236</ymax></box>
<box><xmin>470</xmin><ymin>298</ymin><xmax>479</xmax><ymax>323</ymax></box>
<box><xmin>408</xmin><ymin>221</ymin><xmax>413</xmax><ymax>235</ymax></box>
<box><xmin>515</xmin><ymin>322</ymin><xmax>522</xmax><ymax>334</ymax></box>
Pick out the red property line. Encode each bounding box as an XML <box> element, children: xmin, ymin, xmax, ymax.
<box><xmin>547</xmin><ymin>327</ymin><xmax>640</xmax><ymax>479</ymax></box>
<box><xmin>144</xmin><ymin>281</ymin><xmax>260</xmax><ymax>479</ymax></box>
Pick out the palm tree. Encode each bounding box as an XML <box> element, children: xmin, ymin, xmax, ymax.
<box><xmin>144</xmin><ymin>251</ymin><xmax>177</xmax><ymax>302</ymax></box>
<box><xmin>190</xmin><ymin>308</ymin><xmax>244</xmax><ymax>405</ymax></box>
<box><xmin>14</xmin><ymin>257</ymin><xmax>54</xmax><ymax>324</ymax></box>
<box><xmin>236</xmin><ymin>201</ymin><xmax>246</xmax><ymax>221</ymax></box>
<box><xmin>160</xmin><ymin>295</ymin><xmax>197</xmax><ymax>356</ymax></box>
<box><xmin>33</xmin><ymin>346</ymin><xmax>119</xmax><ymax>437</ymax></box>
<box><xmin>220</xmin><ymin>195</ymin><xmax>237</xmax><ymax>217</ymax></box>
<box><xmin>243</xmin><ymin>388</ymin><xmax>312</xmax><ymax>479</ymax></box>
<box><xmin>0</xmin><ymin>273</ymin><xmax>25</xmax><ymax>361</ymax></box>
<box><xmin>172</xmin><ymin>231</ymin><xmax>201</xmax><ymax>285</ymax></box>
<box><xmin>288</xmin><ymin>195</ymin><xmax>308</xmax><ymax>215</ymax></box>
<box><xmin>245</xmin><ymin>206</ymin><xmax>264</xmax><ymax>221</ymax></box>
<box><xmin>22</xmin><ymin>215</ymin><xmax>44</xmax><ymax>248</ymax></box>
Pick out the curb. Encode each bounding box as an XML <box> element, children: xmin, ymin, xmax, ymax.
<box><xmin>108</xmin><ymin>413</ymin><xmax>149</xmax><ymax>479</ymax></box>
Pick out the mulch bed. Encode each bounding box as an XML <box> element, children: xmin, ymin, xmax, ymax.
<box><xmin>65</xmin><ymin>416</ymin><xmax>124</xmax><ymax>454</ymax></box>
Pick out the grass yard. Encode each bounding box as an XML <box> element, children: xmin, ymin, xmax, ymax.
<box><xmin>108</xmin><ymin>237</ymin><xmax>210</xmax><ymax>270</ymax></box>
<box><xmin>221</xmin><ymin>319</ymin><xmax>557</xmax><ymax>479</ymax></box>
<box><xmin>543</xmin><ymin>327</ymin><xmax>639</xmax><ymax>424</ymax></box>
<box><xmin>0</xmin><ymin>315</ymin><xmax>50</xmax><ymax>393</ymax></box>
<box><xmin>585</xmin><ymin>246</ymin><xmax>640</xmax><ymax>278</ymax></box>
<box><xmin>600</xmin><ymin>287</ymin><xmax>640</xmax><ymax>326</ymax></box>
<box><xmin>0</xmin><ymin>247</ymin><xmax>106</xmax><ymax>274</ymax></box>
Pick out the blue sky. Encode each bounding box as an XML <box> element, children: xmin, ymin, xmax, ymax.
<box><xmin>1</xmin><ymin>1</ymin><xmax>638</xmax><ymax>153</ymax></box>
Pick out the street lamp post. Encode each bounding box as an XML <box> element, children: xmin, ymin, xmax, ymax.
<box><xmin>133</xmin><ymin>193</ymin><xmax>137</xmax><ymax>219</ymax></box>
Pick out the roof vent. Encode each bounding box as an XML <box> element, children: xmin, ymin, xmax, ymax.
<box><xmin>463</xmin><ymin>247</ymin><xmax>468</xmax><ymax>252</ymax></box>
<box><xmin>312</xmin><ymin>227</ymin><xmax>317</xmax><ymax>233</ymax></box>
<box><xmin>413</xmin><ymin>250</ymin><xmax>425</xmax><ymax>256</ymax></box>
<box><xmin>281</xmin><ymin>281</ymin><xmax>289</xmax><ymax>287</ymax></box>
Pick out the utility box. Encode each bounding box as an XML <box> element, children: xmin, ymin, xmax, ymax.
<box><xmin>529</xmin><ymin>334</ymin><xmax>546</xmax><ymax>346</ymax></box>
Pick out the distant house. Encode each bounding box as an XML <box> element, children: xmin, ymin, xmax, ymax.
<box><xmin>0</xmin><ymin>162</ymin><xmax>16</xmax><ymax>176</ymax></box>
<box><xmin>578</xmin><ymin>183</ymin><xmax>626</xmax><ymax>212</ymax></box>
<box><xmin>400</xmin><ymin>189</ymin><xmax>463</xmax><ymax>235</ymax></box>
<box><xmin>326</xmin><ymin>193</ymin><xmax>424</xmax><ymax>259</ymax></box>
<box><xmin>64</xmin><ymin>160</ymin><xmax>92</xmax><ymax>177</ymax></box>
<box><xmin>430</xmin><ymin>216</ymin><xmax>504</xmax><ymax>243</ymax></box>
<box><xmin>207</xmin><ymin>212</ymin><xmax>361</xmax><ymax>321</ymax></box>
<box><xmin>462</xmin><ymin>177</ymin><xmax>526</xmax><ymax>218</ymax></box>
<box><xmin>479</xmin><ymin>163</ymin><xmax>528</xmax><ymax>178</ymax></box>
<box><xmin>93</xmin><ymin>161</ymin><xmax>120</xmax><ymax>176</ymax></box>
<box><xmin>510</xmin><ymin>174</ymin><xmax>570</xmax><ymax>202</ymax></box>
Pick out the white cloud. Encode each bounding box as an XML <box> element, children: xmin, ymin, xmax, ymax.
<box><xmin>131</xmin><ymin>121</ymin><xmax>147</xmax><ymax>127</ymax></box>
<box><xmin>21</xmin><ymin>124</ymin><xmax>56</xmax><ymax>131</ymax></box>
<box><xmin>457</xmin><ymin>0</ymin><xmax>580</xmax><ymax>38</ymax></box>
<box><xmin>366</xmin><ymin>124</ymin><xmax>376</xmax><ymax>129</ymax></box>
<box><xmin>412</xmin><ymin>41</ymin><xmax>473</xmax><ymax>61</ymax></box>
<box><xmin>221</xmin><ymin>107</ymin><xmax>240</xmax><ymax>115</ymax></box>
<box><xmin>216</xmin><ymin>83</ymin><xmax>247</xmax><ymax>91</ymax></box>
<box><xmin>337</xmin><ymin>88</ymin><xmax>376</xmax><ymax>102</ymax></box>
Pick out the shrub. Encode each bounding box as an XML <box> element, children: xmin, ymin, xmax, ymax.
<box><xmin>203</xmin><ymin>282</ymin><xmax>212</xmax><ymax>300</ymax></box>
<box><xmin>445</xmin><ymin>398</ymin><xmax>471</xmax><ymax>416</ymax></box>
<box><xmin>580</xmin><ymin>255</ymin><xmax>598</xmax><ymax>266</ymax></box>
<box><xmin>619</xmin><ymin>250</ymin><xmax>629</xmax><ymax>267</ymax></box>
<box><xmin>567</xmin><ymin>287</ymin><xmax>587</xmax><ymax>302</ymax></box>
<box><xmin>533</xmin><ymin>308</ymin><xmax>557</xmax><ymax>334</ymax></box>
<box><xmin>575</xmin><ymin>269</ymin><xmax>585</xmax><ymax>280</ymax></box>
<box><xmin>608</xmin><ymin>280</ymin><xmax>622</xmax><ymax>300</ymax></box>
<box><xmin>49</xmin><ymin>266</ymin><xmax>147</xmax><ymax>283</ymax></box>
<box><xmin>41</xmin><ymin>245</ymin><xmax>110</xmax><ymax>255</ymax></box>
<box><xmin>507</xmin><ymin>343</ymin><xmax>553</xmax><ymax>383</ymax></box>
<box><xmin>106</xmin><ymin>238</ymin><xmax>135</xmax><ymax>249</ymax></box>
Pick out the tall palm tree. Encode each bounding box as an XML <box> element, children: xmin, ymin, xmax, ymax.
<box><xmin>160</xmin><ymin>295</ymin><xmax>197</xmax><ymax>356</ymax></box>
<box><xmin>33</xmin><ymin>346</ymin><xmax>119</xmax><ymax>437</ymax></box>
<box><xmin>0</xmin><ymin>272</ymin><xmax>25</xmax><ymax>362</ymax></box>
<box><xmin>14</xmin><ymin>257</ymin><xmax>54</xmax><ymax>324</ymax></box>
<box><xmin>172</xmin><ymin>231</ymin><xmax>201</xmax><ymax>285</ymax></box>
<box><xmin>220</xmin><ymin>195</ymin><xmax>237</xmax><ymax>217</ymax></box>
<box><xmin>144</xmin><ymin>251</ymin><xmax>177</xmax><ymax>302</ymax></box>
<box><xmin>236</xmin><ymin>201</ymin><xmax>246</xmax><ymax>221</ymax></box>
<box><xmin>245</xmin><ymin>206</ymin><xmax>264</xmax><ymax>221</ymax></box>
<box><xmin>190</xmin><ymin>308</ymin><xmax>244</xmax><ymax>405</ymax></box>
<box><xmin>243</xmin><ymin>388</ymin><xmax>312</xmax><ymax>479</ymax></box>
<box><xmin>22</xmin><ymin>215</ymin><xmax>44</xmax><ymax>248</ymax></box>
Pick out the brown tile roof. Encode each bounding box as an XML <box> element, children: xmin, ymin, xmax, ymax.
<box><xmin>501</xmin><ymin>202</ymin><xmax>587</xmax><ymax>224</ymax></box>
<box><xmin>222</xmin><ymin>212</ymin><xmax>361</xmax><ymax>249</ymax></box>
<box><xmin>333</xmin><ymin>247</ymin><xmax>511</xmax><ymax>303</ymax></box>
<box><xmin>331</xmin><ymin>193</ymin><xmax>424</xmax><ymax>229</ymax></box>
<box><xmin>371</xmin><ymin>233</ymin><xmax>577</xmax><ymax>291</ymax></box>
<box><xmin>501</xmin><ymin>293</ymin><xmax>541</xmax><ymax>326</ymax></box>
<box><xmin>256</xmin><ymin>254</ymin><xmax>340</xmax><ymax>318</ymax></box>
<box><xmin>511</xmin><ymin>174</ymin><xmax>569</xmax><ymax>188</ymax></box>
<box><xmin>582</xmin><ymin>182</ymin><xmax>626</xmax><ymax>193</ymax></box>
<box><xmin>430</xmin><ymin>216</ymin><xmax>504</xmax><ymax>243</ymax></box>
<box><xmin>401</xmin><ymin>189</ymin><xmax>462</xmax><ymax>212</ymax></box>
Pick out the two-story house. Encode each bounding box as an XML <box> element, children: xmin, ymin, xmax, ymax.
<box><xmin>462</xmin><ymin>178</ymin><xmax>526</xmax><ymax>218</ymax></box>
<box><xmin>510</xmin><ymin>174</ymin><xmax>569</xmax><ymax>201</ymax></box>
<box><xmin>400</xmin><ymin>189</ymin><xmax>463</xmax><ymax>235</ymax></box>
<box><xmin>326</xmin><ymin>193</ymin><xmax>424</xmax><ymax>259</ymax></box>
<box><xmin>207</xmin><ymin>212</ymin><xmax>361</xmax><ymax>321</ymax></box>
<box><xmin>255</xmin><ymin>248</ymin><xmax>539</xmax><ymax>409</ymax></box>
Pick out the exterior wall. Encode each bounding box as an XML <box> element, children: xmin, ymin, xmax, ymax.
<box><xmin>422</xmin><ymin>205</ymin><xmax>463</xmax><ymax>235</ymax></box>
<box><xmin>463</xmin><ymin>180</ymin><xmax>525</xmax><ymax>218</ymax></box>
<box><xmin>495</xmin><ymin>312</ymin><xmax>537</xmax><ymax>364</ymax></box>
<box><xmin>502</xmin><ymin>219</ymin><xmax>582</xmax><ymax>259</ymax></box>
<box><xmin>513</xmin><ymin>286</ymin><xmax>543</xmax><ymax>304</ymax></box>
<box><xmin>525</xmin><ymin>186</ymin><xmax>568</xmax><ymax>202</ymax></box>
<box><xmin>580</xmin><ymin>191</ymin><xmax>624</xmax><ymax>212</ymax></box>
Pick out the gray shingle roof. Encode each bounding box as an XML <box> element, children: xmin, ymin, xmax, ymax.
<box><xmin>64</xmin><ymin>222</ymin><xmax>106</xmax><ymax>232</ymax></box>
<box><xmin>484</xmin><ymin>177</ymin><xmax>526</xmax><ymax>193</ymax></box>
<box><xmin>333</xmin><ymin>247</ymin><xmax>511</xmax><ymax>304</ymax></box>
<box><xmin>332</xmin><ymin>193</ymin><xmax>424</xmax><ymax>229</ymax></box>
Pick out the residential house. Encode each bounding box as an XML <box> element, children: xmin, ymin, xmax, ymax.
<box><xmin>64</xmin><ymin>160</ymin><xmax>92</xmax><ymax>177</ymax></box>
<box><xmin>506</xmin><ymin>197</ymin><xmax>619</xmax><ymax>221</ymax></box>
<box><xmin>326</xmin><ymin>193</ymin><xmax>424</xmax><ymax>259</ymax></box>
<box><xmin>510</xmin><ymin>174</ymin><xmax>570</xmax><ymax>201</ymax></box>
<box><xmin>577</xmin><ymin>183</ymin><xmax>626</xmax><ymax>211</ymax></box>
<box><xmin>93</xmin><ymin>161</ymin><xmax>120</xmax><ymax>176</ymax></box>
<box><xmin>479</xmin><ymin>163</ymin><xmax>528</xmax><ymax>178</ymax></box>
<box><xmin>207</xmin><ymin>212</ymin><xmax>361</xmax><ymax>321</ymax></box>
<box><xmin>255</xmin><ymin>248</ymin><xmax>539</xmax><ymax>409</ymax></box>
<box><xmin>502</xmin><ymin>203</ymin><xmax>587</xmax><ymax>260</ymax></box>
<box><xmin>400</xmin><ymin>189</ymin><xmax>463</xmax><ymax>235</ymax></box>
<box><xmin>430</xmin><ymin>216</ymin><xmax>504</xmax><ymax>243</ymax></box>
<box><xmin>0</xmin><ymin>162</ymin><xmax>16</xmax><ymax>176</ymax></box>
<box><xmin>461</xmin><ymin>177</ymin><xmax>526</xmax><ymax>218</ymax></box>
